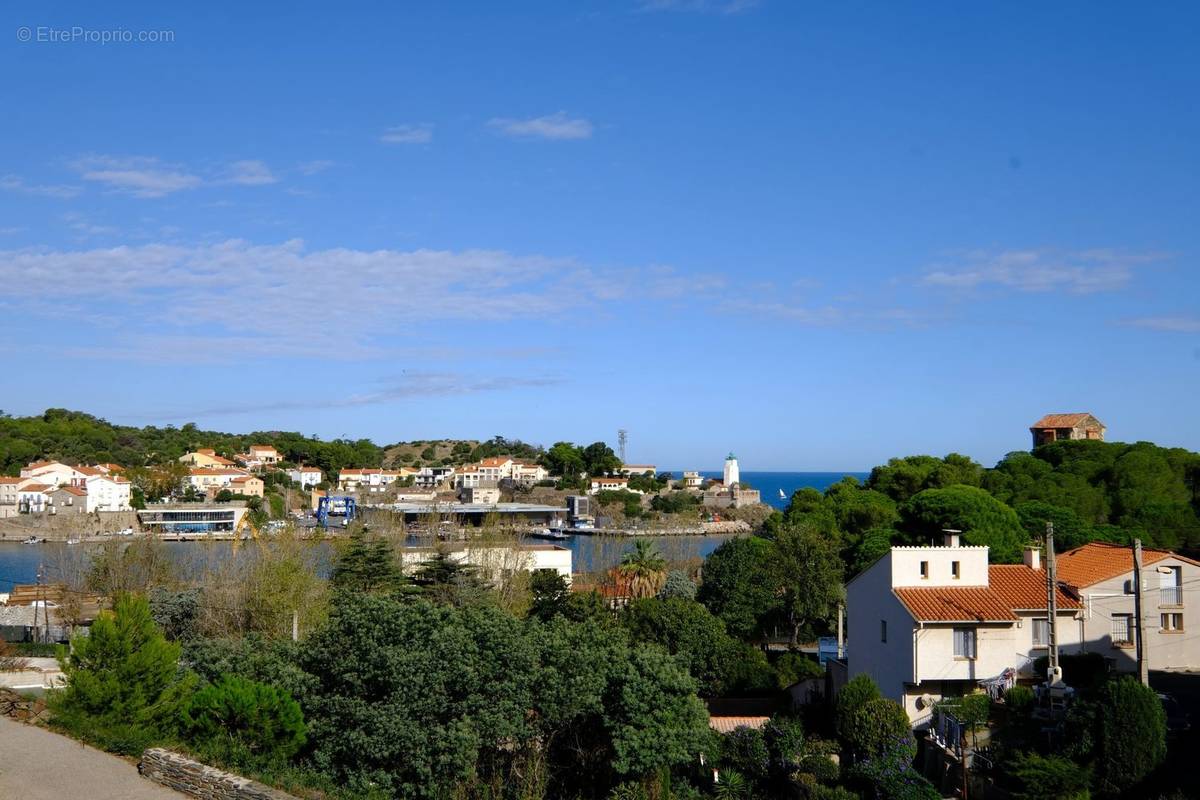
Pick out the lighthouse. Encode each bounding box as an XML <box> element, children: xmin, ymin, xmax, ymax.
<box><xmin>723</xmin><ymin>453</ymin><xmax>740</xmax><ymax>487</ymax></box>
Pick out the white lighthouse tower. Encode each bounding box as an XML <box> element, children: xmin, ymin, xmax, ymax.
<box><xmin>723</xmin><ymin>452</ymin><xmax>740</xmax><ymax>487</ymax></box>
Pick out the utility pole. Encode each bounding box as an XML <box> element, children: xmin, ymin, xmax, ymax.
<box><xmin>1045</xmin><ymin>522</ymin><xmax>1059</xmax><ymax>680</ymax></box>
<box><xmin>292</xmin><ymin>609</ymin><xmax>300</xmax><ymax>642</ymax></box>
<box><xmin>837</xmin><ymin>603</ymin><xmax>845</xmax><ymax>659</ymax></box>
<box><xmin>1133</xmin><ymin>539</ymin><xmax>1149</xmax><ymax>686</ymax></box>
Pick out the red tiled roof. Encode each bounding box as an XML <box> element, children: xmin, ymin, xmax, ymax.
<box><xmin>23</xmin><ymin>460</ymin><xmax>55</xmax><ymax>470</ymax></box>
<box><xmin>75</xmin><ymin>465</ymin><xmax>102</xmax><ymax>476</ymax></box>
<box><xmin>1030</xmin><ymin>413</ymin><xmax>1099</xmax><ymax>429</ymax></box>
<box><xmin>479</xmin><ymin>457</ymin><xmax>513</xmax><ymax>467</ymax></box>
<box><xmin>0</xmin><ymin>477</ymin><xmax>24</xmax><ymax>484</ymax></box>
<box><xmin>1056</xmin><ymin>542</ymin><xmax>1199</xmax><ymax>588</ymax></box>
<box><xmin>55</xmin><ymin>486</ymin><xmax>87</xmax><ymax>496</ymax></box>
<box><xmin>709</xmin><ymin>716</ymin><xmax>770</xmax><ymax>734</ymax></box>
<box><xmin>19</xmin><ymin>483</ymin><xmax>51</xmax><ymax>493</ymax></box>
<box><xmin>189</xmin><ymin>468</ymin><xmax>248</xmax><ymax>476</ymax></box>
<box><xmin>893</xmin><ymin>586</ymin><xmax>1018</xmax><ymax>622</ymax></box>
<box><xmin>988</xmin><ymin>564</ymin><xmax>1080</xmax><ymax>610</ymax></box>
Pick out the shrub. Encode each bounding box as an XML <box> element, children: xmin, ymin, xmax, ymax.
<box><xmin>713</xmin><ymin>769</ymin><xmax>749</xmax><ymax>800</ymax></box>
<box><xmin>1095</xmin><ymin>677</ymin><xmax>1166</xmax><ymax>795</ymax></box>
<box><xmin>720</xmin><ymin>726</ymin><xmax>770</xmax><ymax>783</ymax></box>
<box><xmin>843</xmin><ymin>698</ymin><xmax>914</xmax><ymax>762</ymax></box>
<box><xmin>1008</xmin><ymin>752</ymin><xmax>1090</xmax><ymax>800</ymax></box>
<box><xmin>50</xmin><ymin>594</ymin><xmax>193</xmax><ymax>754</ymax></box>
<box><xmin>183</xmin><ymin>675</ymin><xmax>306</xmax><ymax>768</ymax></box>
<box><xmin>774</xmin><ymin>651</ymin><xmax>823</xmax><ymax>689</ymax></box>
<box><xmin>1004</xmin><ymin>684</ymin><xmax>1035</xmax><ymax>712</ymax></box>
<box><xmin>658</xmin><ymin>570</ymin><xmax>697</xmax><ymax>601</ymax></box>
<box><xmin>835</xmin><ymin>674</ymin><xmax>881</xmax><ymax>742</ymax></box>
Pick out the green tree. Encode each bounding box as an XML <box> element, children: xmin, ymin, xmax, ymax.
<box><xmin>329</xmin><ymin>530</ymin><xmax>406</xmax><ymax>595</ymax></box>
<box><xmin>1008</xmin><ymin>752</ymin><xmax>1091</xmax><ymax>800</ymax></box>
<box><xmin>835</xmin><ymin>674</ymin><xmax>881</xmax><ymax>742</ymax></box>
<box><xmin>843</xmin><ymin>698</ymin><xmax>914</xmax><ymax>762</ymax></box>
<box><xmin>410</xmin><ymin>550</ymin><xmax>490</xmax><ymax>606</ymax></box>
<box><xmin>1095</xmin><ymin>677</ymin><xmax>1166</xmax><ymax>795</ymax></box>
<box><xmin>543</xmin><ymin>441</ymin><xmax>585</xmax><ymax>478</ymax></box>
<box><xmin>51</xmin><ymin>594</ymin><xmax>193</xmax><ymax>754</ymax></box>
<box><xmin>658</xmin><ymin>570</ymin><xmax>697</xmax><ymax>600</ymax></box>
<box><xmin>603</xmin><ymin>645</ymin><xmax>710</xmax><ymax>778</ymax></box>
<box><xmin>582</xmin><ymin>441</ymin><xmax>622</xmax><ymax>476</ymax></box>
<box><xmin>183</xmin><ymin>675</ymin><xmax>306</xmax><ymax>769</ymax></box>
<box><xmin>697</xmin><ymin>536</ymin><xmax>779</xmax><ymax>640</ymax></box>
<box><xmin>900</xmin><ymin>484</ymin><xmax>1027</xmax><ymax>562</ymax></box>
<box><xmin>771</xmin><ymin>523</ymin><xmax>844</xmax><ymax>644</ymax></box>
<box><xmin>617</xmin><ymin>540</ymin><xmax>667</xmax><ymax>600</ymax></box>
<box><xmin>528</xmin><ymin>568</ymin><xmax>571</xmax><ymax>622</ymax></box>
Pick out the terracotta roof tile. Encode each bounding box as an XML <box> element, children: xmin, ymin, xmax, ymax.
<box><xmin>1056</xmin><ymin>542</ymin><xmax>1198</xmax><ymax>588</ymax></box>
<box><xmin>988</xmin><ymin>564</ymin><xmax>1080</xmax><ymax>609</ymax></box>
<box><xmin>709</xmin><ymin>716</ymin><xmax>771</xmax><ymax>734</ymax></box>
<box><xmin>893</xmin><ymin>586</ymin><xmax>1018</xmax><ymax>622</ymax></box>
<box><xmin>1030</xmin><ymin>413</ymin><xmax>1098</xmax><ymax>429</ymax></box>
<box><xmin>19</xmin><ymin>483</ymin><xmax>51</xmax><ymax>493</ymax></box>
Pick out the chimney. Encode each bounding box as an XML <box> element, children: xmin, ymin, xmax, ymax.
<box><xmin>942</xmin><ymin>529</ymin><xmax>961</xmax><ymax>548</ymax></box>
<box><xmin>1023</xmin><ymin>546</ymin><xmax>1041</xmax><ymax>571</ymax></box>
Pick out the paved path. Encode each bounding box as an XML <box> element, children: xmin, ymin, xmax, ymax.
<box><xmin>0</xmin><ymin>715</ymin><xmax>186</xmax><ymax>799</ymax></box>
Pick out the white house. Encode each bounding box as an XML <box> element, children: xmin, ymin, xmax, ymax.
<box><xmin>618</xmin><ymin>464</ymin><xmax>657</xmax><ymax>477</ymax></box>
<box><xmin>187</xmin><ymin>468</ymin><xmax>251</xmax><ymax>492</ymax></box>
<box><xmin>511</xmin><ymin>461</ymin><xmax>550</xmax><ymax>486</ymax></box>
<box><xmin>84</xmin><ymin>473</ymin><xmax>132</xmax><ymax>512</ymax></box>
<box><xmin>19</xmin><ymin>461</ymin><xmax>90</xmax><ymax>488</ymax></box>
<box><xmin>847</xmin><ymin>533</ymin><xmax>1082</xmax><ymax>725</ymax></box>
<box><xmin>338</xmin><ymin>468</ymin><xmax>405</xmax><ymax>493</ymax></box>
<box><xmin>0</xmin><ymin>476</ymin><xmax>25</xmax><ymax>518</ymax></box>
<box><xmin>286</xmin><ymin>466</ymin><xmax>323</xmax><ymax>488</ymax></box>
<box><xmin>589</xmin><ymin>476</ymin><xmax>641</xmax><ymax>495</ymax></box>
<box><xmin>1056</xmin><ymin>542</ymin><xmax>1200</xmax><ymax>672</ymax></box>
<box><xmin>17</xmin><ymin>483</ymin><xmax>52</xmax><ymax>513</ymax></box>
<box><xmin>399</xmin><ymin>544</ymin><xmax>572</xmax><ymax>583</ymax></box>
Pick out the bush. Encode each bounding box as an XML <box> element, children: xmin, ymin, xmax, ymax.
<box><xmin>184</xmin><ymin>675</ymin><xmax>306</xmax><ymax>768</ymax></box>
<box><xmin>774</xmin><ymin>652</ymin><xmax>823</xmax><ymax>690</ymax></box>
<box><xmin>720</xmin><ymin>726</ymin><xmax>770</xmax><ymax>783</ymax></box>
<box><xmin>843</xmin><ymin>698</ymin><xmax>914</xmax><ymax>762</ymax></box>
<box><xmin>1095</xmin><ymin>677</ymin><xmax>1166</xmax><ymax>795</ymax></box>
<box><xmin>1008</xmin><ymin>752</ymin><xmax>1091</xmax><ymax>800</ymax></box>
<box><xmin>1004</xmin><ymin>684</ymin><xmax>1035</xmax><ymax>712</ymax></box>
<box><xmin>835</xmin><ymin>674</ymin><xmax>881</xmax><ymax>742</ymax></box>
<box><xmin>658</xmin><ymin>570</ymin><xmax>697</xmax><ymax>601</ymax></box>
<box><xmin>50</xmin><ymin>594</ymin><xmax>193</xmax><ymax>755</ymax></box>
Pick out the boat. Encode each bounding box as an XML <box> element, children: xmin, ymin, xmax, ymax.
<box><xmin>21</xmin><ymin>536</ymin><xmax>40</xmax><ymax>545</ymax></box>
<box><xmin>778</xmin><ymin>489</ymin><xmax>787</xmax><ymax>500</ymax></box>
<box><xmin>531</xmin><ymin>527</ymin><xmax>569</xmax><ymax>541</ymax></box>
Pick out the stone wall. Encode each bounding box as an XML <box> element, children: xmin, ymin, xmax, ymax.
<box><xmin>0</xmin><ymin>509</ymin><xmax>139</xmax><ymax>541</ymax></box>
<box><xmin>139</xmin><ymin>749</ymin><xmax>299</xmax><ymax>800</ymax></box>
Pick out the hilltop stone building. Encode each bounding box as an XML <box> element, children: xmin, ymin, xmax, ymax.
<box><xmin>1029</xmin><ymin>413</ymin><xmax>1105</xmax><ymax>448</ymax></box>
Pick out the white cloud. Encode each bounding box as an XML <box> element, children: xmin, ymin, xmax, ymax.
<box><xmin>1124</xmin><ymin>316</ymin><xmax>1200</xmax><ymax>333</ymax></box>
<box><xmin>69</xmin><ymin>155</ymin><xmax>281</xmax><ymax>197</ymax></box>
<box><xmin>223</xmin><ymin>160</ymin><xmax>278</xmax><ymax>186</ymax></box>
<box><xmin>0</xmin><ymin>239</ymin><xmax>723</xmax><ymax>360</ymax></box>
<box><xmin>296</xmin><ymin>159</ymin><xmax>336</xmax><ymax>175</ymax></box>
<box><xmin>0</xmin><ymin>175</ymin><xmax>82</xmax><ymax>199</ymax></box>
<box><xmin>921</xmin><ymin>248</ymin><xmax>1164</xmax><ymax>294</ymax></box>
<box><xmin>71</xmin><ymin>155</ymin><xmax>204</xmax><ymax>198</ymax></box>
<box><xmin>487</xmin><ymin>112</ymin><xmax>593</xmax><ymax>141</ymax></box>
<box><xmin>380</xmin><ymin>124</ymin><xmax>434</xmax><ymax>144</ymax></box>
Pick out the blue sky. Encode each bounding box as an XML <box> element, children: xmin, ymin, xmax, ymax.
<box><xmin>1</xmin><ymin>1</ymin><xmax>1197</xmax><ymax>471</ymax></box>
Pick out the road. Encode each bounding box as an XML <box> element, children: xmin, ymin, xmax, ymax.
<box><xmin>0</xmin><ymin>715</ymin><xmax>186</xmax><ymax>799</ymax></box>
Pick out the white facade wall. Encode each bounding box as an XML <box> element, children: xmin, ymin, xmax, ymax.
<box><xmin>84</xmin><ymin>474</ymin><xmax>132</xmax><ymax>512</ymax></box>
<box><xmin>399</xmin><ymin>546</ymin><xmax>572</xmax><ymax>583</ymax></box>
<box><xmin>1069</xmin><ymin>557</ymin><xmax>1200</xmax><ymax>671</ymax></box>
<box><xmin>286</xmin><ymin>468</ymin><xmax>323</xmax><ymax>488</ymax></box>
<box><xmin>890</xmin><ymin>545</ymin><xmax>989</xmax><ymax>588</ymax></box>
<box><xmin>847</xmin><ymin>552</ymin><xmax>918</xmax><ymax>707</ymax></box>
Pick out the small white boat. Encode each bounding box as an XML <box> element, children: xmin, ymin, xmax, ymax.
<box><xmin>778</xmin><ymin>489</ymin><xmax>787</xmax><ymax>500</ymax></box>
<box><xmin>22</xmin><ymin>536</ymin><xmax>40</xmax><ymax>545</ymax></box>
<box><xmin>532</xmin><ymin>528</ymin><xmax>569</xmax><ymax>541</ymax></box>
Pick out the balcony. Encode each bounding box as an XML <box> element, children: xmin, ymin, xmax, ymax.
<box><xmin>1160</xmin><ymin>587</ymin><xmax>1183</xmax><ymax>607</ymax></box>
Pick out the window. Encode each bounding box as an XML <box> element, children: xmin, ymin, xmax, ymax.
<box><xmin>880</xmin><ymin>620</ymin><xmax>887</xmax><ymax>643</ymax></box>
<box><xmin>953</xmin><ymin>627</ymin><xmax>976</xmax><ymax>659</ymax></box>
<box><xmin>1161</xmin><ymin>613</ymin><xmax>1183</xmax><ymax>632</ymax></box>
<box><xmin>1032</xmin><ymin>618</ymin><xmax>1050</xmax><ymax>647</ymax></box>
<box><xmin>919</xmin><ymin>561</ymin><xmax>929</xmax><ymax>579</ymax></box>
<box><xmin>951</xmin><ymin>561</ymin><xmax>961</xmax><ymax>579</ymax></box>
<box><xmin>1111</xmin><ymin>614</ymin><xmax>1133</xmax><ymax>645</ymax></box>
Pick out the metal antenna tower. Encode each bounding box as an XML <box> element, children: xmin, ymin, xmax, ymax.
<box><xmin>617</xmin><ymin>429</ymin><xmax>628</xmax><ymax>462</ymax></box>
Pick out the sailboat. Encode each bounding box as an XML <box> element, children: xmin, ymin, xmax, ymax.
<box><xmin>778</xmin><ymin>489</ymin><xmax>787</xmax><ymax>500</ymax></box>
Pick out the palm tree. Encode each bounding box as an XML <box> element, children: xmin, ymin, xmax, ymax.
<box><xmin>617</xmin><ymin>540</ymin><xmax>667</xmax><ymax>599</ymax></box>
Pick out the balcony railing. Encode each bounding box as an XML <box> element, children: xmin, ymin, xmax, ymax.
<box><xmin>1160</xmin><ymin>586</ymin><xmax>1183</xmax><ymax>606</ymax></box>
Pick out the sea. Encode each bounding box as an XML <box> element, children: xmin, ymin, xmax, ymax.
<box><xmin>0</xmin><ymin>471</ymin><xmax>867</xmax><ymax>589</ymax></box>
